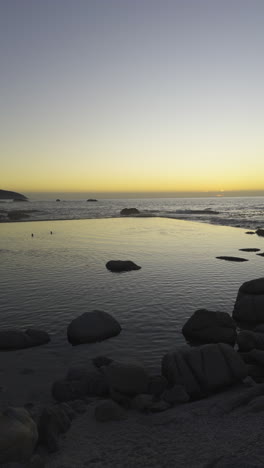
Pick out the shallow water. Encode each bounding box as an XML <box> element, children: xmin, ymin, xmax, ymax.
<box><xmin>1</xmin><ymin>217</ymin><xmax>264</xmax><ymax>376</ymax></box>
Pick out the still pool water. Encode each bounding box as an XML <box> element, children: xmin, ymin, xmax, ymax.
<box><xmin>0</xmin><ymin>217</ymin><xmax>264</xmax><ymax>404</ymax></box>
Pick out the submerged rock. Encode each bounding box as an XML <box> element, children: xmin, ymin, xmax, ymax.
<box><xmin>0</xmin><ymin>328</ymin><xmax>50</xmax><ymax>350</ymax></box>
<box><xmin>67</xmin><ymin>310</ymin><xmax>121</xmax><ymax>345</ymax></box>
<box><xmin>216</xmin><ymin>256</ymin><xmax>248</xmax><ymax>262</ymax></box>
<box><xmin>106</xmin><ymin>260</ymin><xmax>141</xmax><ymax>272</ymax></box>
<box><xmin>120</xmin><ymin>208</ymin><xmax>140</xmax><ymax>216</ymax></box>
<box><xmin>162</xmin><ymin>343</ymin><xmax>247</xmax><ymax>400</ymax></box>
<box><xmin>0</xmin><ymin>407</ymin><xmax>38</xmax><ymax>464</ymax></box>
<box><xmin>233</xmin><ymin>277</ymin><xmax>264</xmax><ymax>323</ymax></box>
<box><xmin>182</xmin><ymin>309</ymin><xmax>237</xmax><ymax>345</ymax></box>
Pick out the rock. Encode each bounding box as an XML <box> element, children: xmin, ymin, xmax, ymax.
<box><xmin>38</xmin><ymin>404</ymin><xmax>72</xmax><ymax>452</ymax></box>
<box><xmin>131</xmin><ymin>394</ymin><xmax>154</xmax><ymax>411</ymax></box>
<box><xmin>0</xmin><ymin>407</ymin><xmax>38</xmax><ymax>464</ymax></box>
<box><xmin>233</xmin><ymin>277</ymin><xmax>264</xmax><ymax>323</ymax></box>
<box><xmin>257</xmin><ymin>252</ymin><xmax>264</xmax><ymax>257</ymax></box>
<box><xmin>149</xmin><ymin>400</ymin><xmax>171</xmax><ymax>413</ymax></box>
<box><xmin>0</xmin><ymin>329</ymin><xmax>50</xmax><ymax>350</ymax></box>
<box><xmin>56</xmin><ymin>199</ymin><xmax>60</xmax><ymax>202</ymax></box>
<box><xmin>87</xmin><ymin>199</ymin><xmax>97</xmax><ymax>202</ymax></box>
<box><xmin>162</xmin><ymin>343</ymin><xmax>247</xmax><ymax>400</ymax></box>
<box><xmin>256</xmin><ymin>228</ymin><xmax>264</xmax><ymax>237</ymax></box>
<box><xmin>67</xmin><ymin>400</ymin><xmax>87</xmax><ymax>414</ymax></box>
<box><xmin>92</xmin><ymin>355</ymin><xmax>113</xmax><ymax>368</ymax></box>
<box><xmin>109</xmin><ymin>388</ymin><xmax>132</xmax><ymax>408</ymax></box>
<box><xmin>94</xmin><ymin>400</ymin><xmax>127</xmax><ymax>422</ymax></box>
<box><xmin>67</xmin><ymin>310</ymin><xmax>121</xmax><ymax>345</ymax></box>
<box><xmin>245</xmin><ymin>231</ymin><xmax>255</xmax><ymax>234</ymax></box>
<box><xmin>106</xmin><ymin>260</ymin><xmax>141</xmax><ymax>272</ymax></box>
<box><xmin>52</xmin><ymin>368</ymin><xmax>108</xmax><ymax>402</ymax></box>
<box><xmin>237</xmin><ymin>330</ymin><xmax>264</xmax><ymax>351</ymax></box>
<box><xmin>215</xmin><ymin>256</ymin><xmax>248</xmax><ymax>262</ymax></box>
<box><xmin>239</xmin><ymin>248</ymin><xmax>260</xmax><ymax>252</ymax></box>
<box><xmin>148</xmin><ymin>375</ymin><xmax>168</xmax><ymax>396</ymax></box>
<box><xmin>162</xmin><ymin>384</ymin><xmax>190</xmax><ymax>404</ymax></box>
<box><xmin>182</xmin><ymin>309</ymin><xmax>237</xmax><ymax>345</ymax></box>
<box><xmin>120</xmin><ymin>208</ymin><xmax>140</xmax><ymax>216</ymax></box>
<box><xmin>103</xmin><ymin>361</ymin><xmax>149</xmax><ymax>395</ymax></box>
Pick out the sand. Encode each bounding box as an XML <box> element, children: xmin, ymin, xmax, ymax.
<box><xmin>46</xmin><ymin>383</ymin><xmax>264</xmax><ymax>468</ymax></box>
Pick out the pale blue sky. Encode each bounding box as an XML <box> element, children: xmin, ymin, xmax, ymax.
<box><xmin>1</xmin><ymin>0</ymin><xmax>264</xmax><ymax>195</ymax></box>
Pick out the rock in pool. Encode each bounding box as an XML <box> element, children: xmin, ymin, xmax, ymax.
<box><xmin>0</xmin><ymin>328</ymin><xmax>50</xmax><ymax>350</ymax></box>
<box><xmin>216</xmin><ymin>256</ymin><xmax>248</xmax><ymax>262</ymax></box>
<box><xmin>233</xmin><ymin>277</ymin><xmax>264</xmax><ymax>323</ymax></box>
<box><xmin>182</xmin><ymin>309</ymin><xmax>237</xmax><ymax>345</ymax></box>
<box><xmin>239</xmin><ymin>248</ymin><xmax>260</xmax><ymax>252</ymax></box>
<box><xmin>87</xmin><ymin>198</ymin><xmax>97</xmax><ymax>202</ymax></box>
<box><xmin>106</xmin><ymin>260</ymin><xmax>141</xmax><ymax>272</ymax></box>
<box><xmin>120</xmin><ymin>208</ymin><xmax>140</xmax><ymax>216</ymax></box>
<box><xmin>67</xmin><ymin>310</ymin><xmax>121</xmax><ymax>345</ymax></box>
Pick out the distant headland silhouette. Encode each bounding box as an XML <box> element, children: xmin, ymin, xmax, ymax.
<box><xmin>0</xmin><ymin>189</ymin><xmax>28</xmax><ymax>201</ymax></box>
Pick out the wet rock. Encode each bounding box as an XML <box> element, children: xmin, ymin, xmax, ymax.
<box><xmin>105</xmin><ymin>260</ymin><xmax>141</xmax><ymax>272</ymax></box>
<box><xmin>0</xmin><ymin>407</ymin><xmax>38</xmax><ymax>465</ymax></box>
<box><xmin>87</xmin><ymin>199</ymin><xmax>97</xmax><ymax>202</ymax></box>
<box><xmin>182</xmin><ymin>309</ymin><xmax>237</xmax><ymax>345</ymax></box>
<box><xmin>215</xmin><ymin>256</ymin><xmax>248</xmax><ymax>262</ymax></box>
<box><xmin>233</xmin><ymin>277</ymin><xmax>264</xmax><ymax>323</ymax></box>
<box><xmin>120</xmin><ymin>208</ymin><xmax>140</xmax><ymax>216</ymax></box>
<box><xmin>257</xmin><ymin>252</ymin><xmax>264</xmax><ymax>257</ymax></box>
<box><xmin>0</xmin><ymin>329</ymin><xmax>50</xmax><ymax>350</ymax></box>
<box><xmin>94</xmin><ymin>400</ymin><xmax>127</xmax><ymax>422</ymax></box>
<box><xmin>67</xmin><ymin>310</ymin><xmax>121</xmax><ymax>345</ymax></box>
<box><xmin>245</xmin><ymin>231</ymin><xmax>255</xmax><ymax>234</ymax></box>
<box><xmin>162</xmin><ymin>343</ymin><xmax>247</xmax><ymax>400</ymax></box>
<box><xmin>103</xmin><ymin>361</ymin><xmax>149</xmax><ymax>395</ymax></box>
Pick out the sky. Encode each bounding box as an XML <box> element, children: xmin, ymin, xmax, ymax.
<box><xmin>1</xmin><ymin>0</ymin><xmax>264</xmax><ymax>197</ymax></box>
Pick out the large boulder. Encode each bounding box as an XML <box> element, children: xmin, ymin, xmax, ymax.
<box><xmin>256</xmin><ymin>228</ymin><xmax>264</xmax><ymax>237</ymax></box>
<box><xmin>0</xmin><ymin>407</ymin><xmax>38</xmax><ymax>464</ymax></box>
<box><xmin>0</xmin><ymin>328</ymin><xmax>50</xmax><ymax>350</ymax></box>
<box><xmin>237</xmin><ymin>330</ymin><xmax>264</xmax><ymax>352</ymax></box>
<box><xmin>182</xmin><ymin>309</ymin><xmax>237</xmax><ymax>345</ymax></box>
<box><xmin>67</xmin><ymin>310</ymin><xmax>121</xmax><ymax>345</ymax></box>
<box><xmin>162</xmin><ymin>343</ymin><xmax>247</xmax><ymax>400</ymax></box>
<box><xmin>103</xmin><ymin>361</ymin><xmax>149</xmax><ymax>395</ymax></box>
<box><xmin>120</xmin><ymin>208</ymin><xmax>140</xmax><ymax>216</ymax></box>
<box><xmin>106</xmin><ymin>260</ymin><xmax>141</xmax><ymax>272</ymax></box>
<box><xmin>233</xmin><ymin>277</ymin><xmax>264</xmax><ymax>323</ymax></box>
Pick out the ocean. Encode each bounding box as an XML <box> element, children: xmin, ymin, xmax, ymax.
<box><xmin>1</xmin><ymin>196</ymin><xmax>264</xmax><ymax>230</ymax></box>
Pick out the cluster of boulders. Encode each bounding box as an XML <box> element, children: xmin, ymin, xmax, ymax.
<box><xmin>3</xmin><ymin>277</ymin><xmax>264</xmax><ymax>465</ymax></box>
